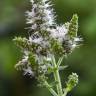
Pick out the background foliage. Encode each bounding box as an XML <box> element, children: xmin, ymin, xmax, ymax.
<box><xmin>0</xmin><ymin>0</ymin><xmax>96</xmax><ymax>96</ymax></box>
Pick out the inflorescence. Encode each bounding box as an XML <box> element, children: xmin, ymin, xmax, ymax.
<box><xmin>13</xmin><ymin>0</ymin><xmax>82</xmax><ymax>96</ymax></box>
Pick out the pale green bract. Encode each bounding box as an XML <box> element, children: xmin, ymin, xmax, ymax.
<box><xmin>13</xmin><ymin>0</ymin><xmax>82</xmax><ymax>96</ymax></box>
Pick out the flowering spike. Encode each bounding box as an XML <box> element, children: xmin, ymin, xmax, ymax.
<box><xmin>66</xmin><ymin>73</ymin><xmax>79</xmax><ymax>92</ymax></box>
<box><xmin>68</xmin><ymin>14</ymin><xmax>78</xmax><ymax>39</ymax></box>
<box><xmin>13</xmin><ymin>37</ymin><xmax>28</xmax><ymax>49</ymax></box>
<box><xmin>14</xmin><ymin>0</ymin><xmax>82</xmax><ymax>96</ymax></box>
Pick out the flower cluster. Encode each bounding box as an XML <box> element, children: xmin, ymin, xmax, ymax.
<box><xmin>65</xmin><ymin>73</ymin><xmax>79</xmax><ymax>92</ymax></box>
<box><xmin>14</xmin><ymin>0</ymin><xmax>82</xmax><ymax>96</ymax></box>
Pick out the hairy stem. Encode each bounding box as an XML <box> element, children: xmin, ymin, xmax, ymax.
<box><xmin>63</xmin><ymin>88</ymin><xmax>68</xmax><ymax>96</ymax></box>
<box><xmin>51</xmin><ymin>55</ymin><xmax>63</xmax><ymax>96</ymax></box>
<box><xmin>45</xmin><ymin>81</ymin><xmax>58</xmax><ymax>96</ymax></box>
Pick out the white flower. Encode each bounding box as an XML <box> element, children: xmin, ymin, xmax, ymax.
<box><xmin>19</xmin><ymin>56</ymin><xmax>28</xmax><ymax>65</ymax></box>
<box><xmin>31</xmin><ymin>24</ymin><xmax>37</xmax><ymax>30</ymax></box>
<box><xmin>26</xmin><ymin>4</ymin><xmax>38</xmax><ymax>25</ymax></box>
<box><xmin>15</xmin><ymin>55</ymin><xmax>29</xmax><ymax>71</ymax></box>
<box><xmin>30</xmin><ymin>0</ymin><xmax>34</xmax><ymax>3</ymax></box>
<box><xmin>29</xmin><ymin>36</ymin><xmax>43</xmax><ymax>44</ymax></box>
<box><xmin>72</xmin><ymin>43</ymin><xmax>77</xmax><ymax>49</ymax></box>
<box><xmin>45</xmin><ymin>8</ymin><xmax>55</xmax><ymax>25</ymax></box>
<box><xmin>26</xmin><ymin>0</ymin><xmax>55</xmax><ymax>31</ymax></box>
<box><xmin>46</xmin><ymin>57</ymin><xmax>51</xmax><ymax>62</ymax></box>
<box><xmin>49</xmin><ymin>25</ymin><xmax>68</xmax><ymax>42</ymax></box>
<box><xmin>26</xmin><ymin>10</ymin><xmax>35</xmax><ymax>18</ymax></box>
<box><xmin>40</xmin><ymin>65</ymin><xmax>48</xmax><ymax>73</ymax></box>
<box><xmin>74</xmin><ymin>37</ymin><xmax>83</xmax><ymax>42</ymax></box>
<box><xmin>56</xmin><ymin>25</ymin><xmax>68</xmax><ymax>37</ymax></box>
<box><xmin>42</xmin><ymin>0</ymin><xmax>49</xmax><ymax>2</ymax></box>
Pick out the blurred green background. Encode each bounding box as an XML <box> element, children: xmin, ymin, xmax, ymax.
<box><xmin>0</xmin><ymin>0</ymin><xmax>96</xmax><ymax>96</ymax></box>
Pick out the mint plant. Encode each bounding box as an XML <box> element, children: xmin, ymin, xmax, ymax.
<box><xmin>13</xmin><ymin>0</ymin><xmax>82</xmax><ymax>96</ymax></box>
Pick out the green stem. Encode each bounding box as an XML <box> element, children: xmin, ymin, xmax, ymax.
<box><xmin>45</xmin><ymin>81</ymin><xmax>58</xmax><ymax>96</ymax></box>
<box><xmin>52</xmin><ymin>55</ymin><xmax>63</xmax><ymax>96</ymax></box>
<box><xmin>63</xmin><ymin>88</ymin><xmax>68</xmax><ymax>96</ymax></box>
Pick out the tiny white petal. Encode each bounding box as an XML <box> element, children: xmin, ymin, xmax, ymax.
<box><xmin>49</xmin><ymin>25</ymin><xmax>68</xmax><ymax>43</ymax></box>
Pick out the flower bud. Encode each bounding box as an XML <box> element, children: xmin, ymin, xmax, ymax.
<box><xmin>66</xmin><ymin>73</ymin><xmax>79</xmax><ymax>92</ymax></box>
